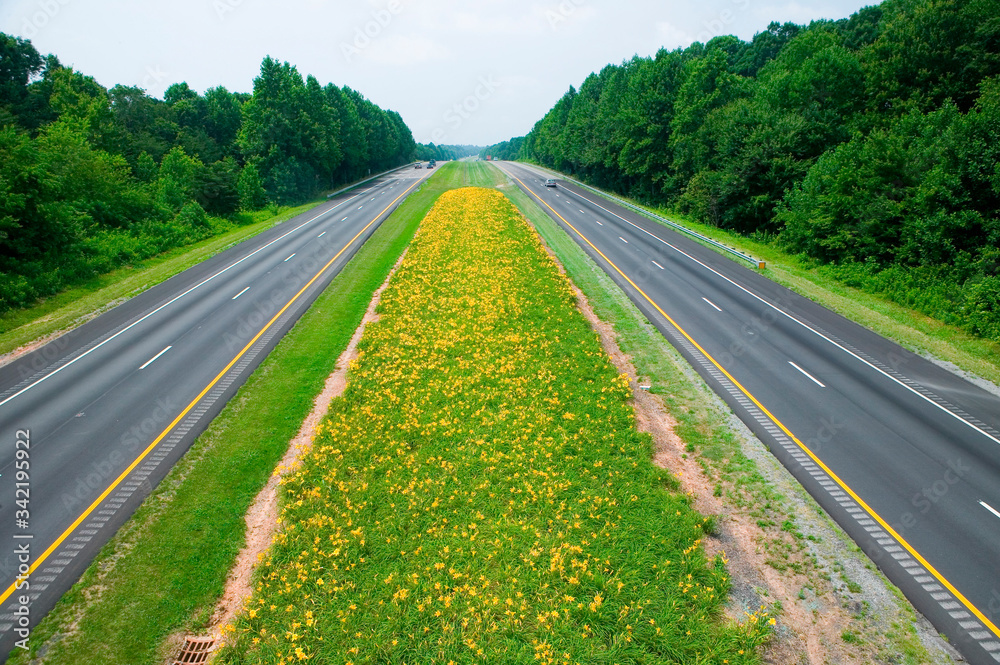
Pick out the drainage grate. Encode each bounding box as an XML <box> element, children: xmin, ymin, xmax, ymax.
<box><xmin>174</xmin><ymin>636</ymin><xmax>215</xmax><ymax>664</ymax></box>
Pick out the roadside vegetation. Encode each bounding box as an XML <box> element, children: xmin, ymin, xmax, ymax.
<box><xmin>485</xmin><ymin>0</ymin><xmax>1000</xmax><ymax>351</ymax></box>
<box><xmin>0</xmin><ymin>200</ymin><xmax>317</xmax><ymax>356</ymax></box>
<box><xmin>0</xmin><ymin>33</ymin><xmax>417</xmax><ymax>315</ymax></box>
<box><xmin>217</xmin><ymin>187</ymin><xmax>772</xmax><ymax>664</ymax></box>
<box><xmin>6</xmin><ymin>166</ymin><xmax>463</xmax><ymax>665</ymax></box>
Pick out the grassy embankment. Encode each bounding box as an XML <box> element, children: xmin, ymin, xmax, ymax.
<box><xmin>216</xmin><ymin>187</ymin><xmax>771</xmax><ymax>664</ymax></box>
<box><xmin>0</xmin><ymin>203</ymin><xmax>317</xmax><ymax>357</ymax></box>
<box><xmin>0</xmin><ymin>168</ymin><xmax>418</xmax><ymax>359</ymax></box>
<box><xmin>496</xmin><ymin>167</ymin><xmax>939</xmax><ymax>661</ymax></box>
<box><xmin>8</xmin><ymin>165</ymin><xmax>468</xmax><ymax>665</ymax></box>
<box><xmin>524</xmin><ymin>164</ymin><xmax>1000</xmax><ymax>387</ymax></box>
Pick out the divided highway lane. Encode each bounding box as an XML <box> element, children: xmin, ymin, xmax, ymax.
<box><xmin>0</xmin><ymin>166</ymin><xmax>432</xmax><ymax>657</ymax></box>
<box><xmin>499</xmin><ymin>162</ymin><xmax>1000</xmax><ymax>665</ymax></box>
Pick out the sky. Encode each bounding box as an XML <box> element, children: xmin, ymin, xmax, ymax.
<box><xmin>0</xmin><ymin>0</ymin><xmax>877</xmax><ymax>146</ymax></box>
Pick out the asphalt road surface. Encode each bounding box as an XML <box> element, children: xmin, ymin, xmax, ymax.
<box><xmin>0</xmin><ymin>165</ymin><xmax>432</xmax><ymax>659</ymax></box>
<box><xmin>499</xmin><ymin>161</ymin><xmax>1000</xmax><ymax>665</ymax></box>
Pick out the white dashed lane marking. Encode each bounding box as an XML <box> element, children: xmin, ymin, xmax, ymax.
<box><xmin>789</xmin><ymin>361</ymin><xmax>826</xmax><ymax>388</ymax></box>
<box><xmin>140</xmin><ymin>346</ymin><xmax>172</xmax><ymax>371</ymax></box>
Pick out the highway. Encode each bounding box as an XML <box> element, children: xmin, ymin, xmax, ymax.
<box><xmin>0</xmin><ymin>165</ymin><xmax>432</xmax><ymax>658</ymax></box>
<box><xmin>498</xmin><ymin>161</ymin><xmax>1000</xmax><ymax>665</ymax></box>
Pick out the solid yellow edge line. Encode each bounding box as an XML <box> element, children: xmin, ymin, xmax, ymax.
<box><xmin>510</xmin><ymin>172</ymin><xmax>1000</xmax><ymax>640</ymax></box>
<box><xmin>1</xmin><ymin>176</ymin><xmax>424</xmax><ymax>607</ymax></box>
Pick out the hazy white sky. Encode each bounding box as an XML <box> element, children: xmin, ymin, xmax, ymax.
<box><xmin>1</xmin><ymin>0</ymin><xmax>876</xmax><ymax>145</ymax></box>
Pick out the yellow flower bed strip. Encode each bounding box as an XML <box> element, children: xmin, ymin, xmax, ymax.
<box><xmin>219</xmin><ymin>188</ymin><xmax>770</xmax><ymax>664</ymax></box>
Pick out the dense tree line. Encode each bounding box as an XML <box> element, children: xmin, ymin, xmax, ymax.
<box><xmin>482</xmin><ymin>137</ymin><xmax>526</xmax><ymax>161</ymax></box>
<box><xmin>0</xmin><ymin>35</ymin><xmax>415</xmax><ymax>314</ymax></box>
<box><xmin>487</xmin><ymin>0</ymin><xmax>1000</xmax><ymax>342</ymax></box>
<box><xmin>414</xmin><ymin>143</ymin><xmax>481</xmax><ymax>162</ymax></box>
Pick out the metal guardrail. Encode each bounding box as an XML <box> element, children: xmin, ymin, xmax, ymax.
<box><xmin>521</xmin><ymin>164</ymin><xmax>766</xmax><ymax>270</ymax></box>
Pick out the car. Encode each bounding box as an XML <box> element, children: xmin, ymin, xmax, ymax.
<box><xmin>545</xmin><ymin>178</ymin><xmax>557</xmax><ymax>187</ymax></box>
<box><xmin>427</xmin><ymin>164</ymin><xmax>434</xmax><ymax>169</ymax></box>
<box><xmin>414</xmin><ymin>164</ymin><xmax>423</xmax><ymax>169</ymax></box>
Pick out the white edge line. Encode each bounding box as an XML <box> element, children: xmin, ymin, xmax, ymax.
<box><xmin>981</xmin><ymin>501</ymin><xmax>1000</xmax><ymax>520</ymax></box>
<box><xmin>139</xmin><ymin>346</ymin><xmax>172</xmax><ymax>370</ymax></box>
<box><xmin>554</xmin><ymin>181</ymin><xmax>1000</xmax><ymax>448</ymax></box>
<box><xmin>0</xmin><ymin>185</ymin><xmax>374</xmax><ymax>408</ymax></box>
<box><xmin>702</xmin><ymin>297</ymin><xmax>722</xmax><ymax>312</ymax></box>
<box><xmin>789</xmin><ymin>361</ymin><xmax>826</xmax><ymax>388</ymax></box>
<box><xmin>232</xmin><ymin>287</ymin><xmax>250</xmax><ymax>300</ymax></box>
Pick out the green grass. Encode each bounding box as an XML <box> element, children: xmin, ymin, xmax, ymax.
<box><xmin>0</xmin><ymin>203</ymin><xmax>318</xmax><ymax>357</ymax></box>
<box><xmin>450</xmin><ymin>159</ymin><xmax>510</xmax><ymax>188</ymax></box>
<box><xmin>495</xmin><ymin>166</ymin><xmax>941</xmax><ymax>663</ymax></box>
<box><xmin>10</xmin><ymin>166</ymin><xmax>462</xmax><ymax>665</ymax></box>
<box><xmin>525</xmin><ymin>165</ymin><xmax>1000</xmax><ymax>387</ymax></box>
<box><xmin>217</xmin><ymin>187</ymin><xmax>770</xmax><ymax>664</ymax></box>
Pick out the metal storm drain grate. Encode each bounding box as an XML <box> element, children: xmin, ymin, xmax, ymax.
<box><xmin>174</xmin><ymin>636</ymin><xmax>215</xmax><ymax>664</ymax></box>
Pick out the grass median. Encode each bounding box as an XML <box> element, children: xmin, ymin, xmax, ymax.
<box><xmin>217</xmin><ymin>187</ymin><xmax>771</xmax><ymax>664</ymax></box>
<box><xmin>9</xmin><ymin>166</ymin><xmax>463</xmax><ymax>665</ymax></box>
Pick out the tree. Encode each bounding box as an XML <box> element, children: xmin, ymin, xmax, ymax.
<box><xmin>238</xmin><ymin>161</ymin><xmax>267</xmax><ymax>210</ymax></box>
<box><xmin>734</xmin><ymin>22</ymin><xmax>802</xmax><ymax>77</ymax></box>
<box><xmin>204</xmin><ymin>86</ymin><xmax>243</xmax><ymax>158</ymax></box>
<box><xmin>669</xmin><ymin>46</ymin><xmax>748</xmax><ymax>185</ymax></box>
<box><xmin>0</xmin><ymin>33</ymin><xmax>44</xmax><ymax>122</ymax></box>
<box><xmin>158</xmin><ymin>146</ymin><xmax>204</xmax><ymax>212</ymax></box>
<box><xmin>196</xmin><ymin>158</ymin><xmax>239</xmax><ymax>215</ymax></box>
<box><xmin>864</xmin><ymin>0</ymin><xmax>1000</xmax><ymax>117</ymax></box>
<box><xmin>616</xmin><ymin>51</ymin><xmax>687</xmax><ymax>200</ymax></box>
<box><xmin>777</xmin><ymin>105</ymin><xmax>969</xmax><ymax>266</ymax></box>
<box><xmin>327</xmin><ymin>84</ymin><xmax>368</xmax><ymax>181</ymax></box>
<box><xmin>109</xmin><ymin>84</ymin><xmax>174</xmax><ymax>164</ymax></box>
<box><xmin>47</xmin><ymin>67</ymin><xmax>119</xmax><ymax>151</ymax></box>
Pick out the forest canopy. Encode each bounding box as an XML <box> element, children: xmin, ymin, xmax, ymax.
<box><xmin>0</xmin><ymin>35</ymin><xmax>416</xmax><ymax>314</ymax></box>
<box><xmin>485</xmin><ymin>0</ymin><xmax>1000</xmax><ymax>342</ymax></box>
